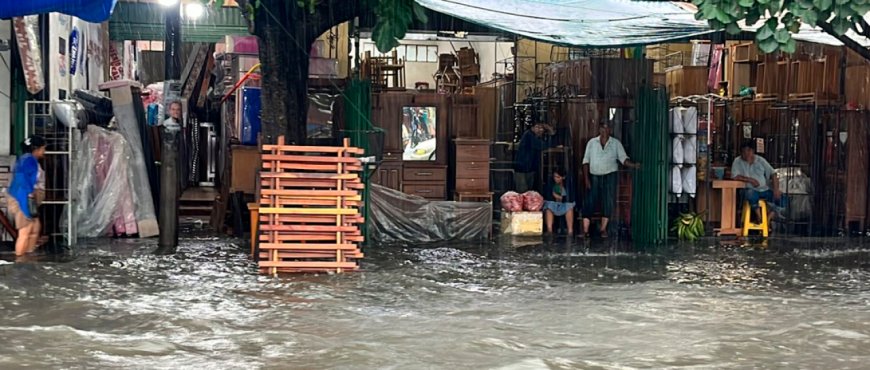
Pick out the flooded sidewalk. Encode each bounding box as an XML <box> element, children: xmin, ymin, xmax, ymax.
<box><xmin>1</xmin><ymin>235</ymin><xmax>869</xmax><ymax>368</ymax></box>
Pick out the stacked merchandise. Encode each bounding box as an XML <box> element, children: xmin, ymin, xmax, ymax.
<box><xmin>257</xmin><ymin>138</ymin><xmax>365</xmax><ymax>274</ymax></box>
<box><xmin>670</xmin><ymin>106</ymin><xmax>698</xmax><ymax>198</ymax></box>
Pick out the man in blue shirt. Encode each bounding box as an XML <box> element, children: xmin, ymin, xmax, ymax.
<box><xmin>731</xmin><ymin>140</ymin><xmax>780</xmax><ymax>223</ymax></box>
<box><xmin>514</xmin><ymin>123</ymin><xmax>553</xmax><ymax>193</ymax></box>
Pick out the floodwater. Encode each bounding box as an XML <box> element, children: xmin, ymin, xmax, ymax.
<box><xmin>1</xmin><ymin>234</ymin><xmax>870</xmax><ymax>369</ymax></box>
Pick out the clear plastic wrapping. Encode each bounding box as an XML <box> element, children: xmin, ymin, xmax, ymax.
<box><xmin>71</xmin><ymin>126</ymin><xmax>140</xmax><ymax>237</ymax></box>
<box><xmin>369</xmin><ymin>184</ymin><xmax>492</xmax><ymax>243</ymax></box>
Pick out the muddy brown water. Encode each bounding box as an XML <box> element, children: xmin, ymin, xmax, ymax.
<box><xmin>1</xmin><ymin>235</ymin><xmax>869</xmax><ymax>369</ymax></box>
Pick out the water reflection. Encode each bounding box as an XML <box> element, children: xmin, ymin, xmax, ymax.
<box><xmin>1</xmin><ymin>234</ymin><xmax>869</xmax><ymax>368</ymax></box>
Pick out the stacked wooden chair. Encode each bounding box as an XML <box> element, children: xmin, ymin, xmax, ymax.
<box><xmin>257</xmin><ymin>137</ymin><xmax>365</xmax><ymax>274</ymax></box>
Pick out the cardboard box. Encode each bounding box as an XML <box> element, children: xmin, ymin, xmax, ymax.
<box><xmin>501</xmin><ymin>211</ymin><xmax>543</xmax><ymax>236</ymax></box>
<box><xmin>231</xmin><ymin>146</ymin><xmax>261</xmax><ymax>194</ymax></box>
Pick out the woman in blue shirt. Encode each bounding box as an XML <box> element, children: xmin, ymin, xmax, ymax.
<box><xmin>7</xmin><ymin>136</ymin><xmax>46</xmax><ymax>256</ymax></box>
<box><xmin>543</xmin><ymin>168</ymin><xmax>575</xmax><ymax>235</ymax></box>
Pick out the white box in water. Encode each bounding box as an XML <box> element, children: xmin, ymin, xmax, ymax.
<box><xmin>501</xmin><ymin>211</ymin><xmax>543</xmax><ymax>236</ymax></box>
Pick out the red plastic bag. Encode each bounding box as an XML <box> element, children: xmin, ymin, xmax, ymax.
<box><xmin>500</xmin><ymin>191</ymin><xmax>523</xmax><ymax>212</ymax></box>
<box><xmin>522</xmin><ymin>191</ymin><xmax>544</xmax><ymax>211</ymax></box>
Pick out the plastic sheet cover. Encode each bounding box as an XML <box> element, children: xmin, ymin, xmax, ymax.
<box><xmin>71</xmin><ymin>126</ymin><xmax>140</xmax><ymax>237</ymax></box>
<box><xmin>0</xmin><ymin>0</ymin><xmax>117</xmax><ymax>23</ymax></box>
<box><xmin>415</xmin><ymin>0</ymin><xmax>712</xmax><ymax>47</ymax></box>
<box><xmin>369</xmin><ymin>184</ymin><xmax>492</xmax><ymax>243</ymax></box>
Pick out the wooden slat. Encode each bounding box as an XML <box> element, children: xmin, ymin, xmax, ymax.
<box><xmin>259</xmin><ymin>225</ymin><xmax>359</xmax><ymax>232</ymax></box>
<box><xmin>262</xmin><ymin>144</ymin><xmax>365</xmax><ymax>154</ymax></box>
<box><xmin>259</xmin><ymin>198</ymin><xmax>361</xmax><ymax>207</ymax></box>
<box><xmin>259</xmin><ymin>243</ymin><xmax>359</xmax><ymax>250</ymax></box>
<box><xmin>259</xmin><ymin>215</ymin><xmax>364</xmax><ymax>224</ymax></box>
<box><xmin>259</xmin><ymin>252</ymin><xmax>364</xmax><ymax>259</ymax></box>
<box><xmin>261</xmin><ymin>154</ymin><xmax>362</xmax><ymax>164</ymax></box>
<box><xmin>263</xmin><ymin>162</ymin><xmax>363</xmax><ymax>172</ymax></box>
<box><xmin>260</xmin><ymin>189</ymin><xmax>359</xmax><ymax>197</ymax></box>
<box><xmin>258</xmin><ymin>207</ymin><xmax>358</xmax><ymax>215</ymax></box>
<box><xmin>260</xmin><ymin>172</ymin><xmax>359</xmax><ymax>180</ymax></box>
<box><xmin>258</xmin><ymin>261</ymin><xmax>359</xmax><ymax>268</ymax></box>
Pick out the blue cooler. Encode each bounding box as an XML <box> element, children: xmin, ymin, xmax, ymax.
<box><xmin>241</xmin><ymin>87</ymin><xmax>261</xmax><ymax>145</ymax></box>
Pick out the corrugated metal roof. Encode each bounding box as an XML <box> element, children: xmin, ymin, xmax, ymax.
<box><xmin>109</xmin><ymin>2</ymin><xmax>249</xmax><ymax>42</ymax></box>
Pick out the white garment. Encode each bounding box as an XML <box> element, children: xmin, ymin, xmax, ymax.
<box><xmin>671</xmin><ymin>165</ymin><xmax>683</xmax><ymax>195</ymax></box>
<box><xmin>671</xmin><ymin>108</ymin><xmax>684</xmax><ymax>134</ymax></box>
<box><xmin>683</xmin><ymin>136</ymin><xmax>697</xmax><ymax>164</ymax></box>
<box><xmin>681</xmin><ymin>166</ymin><xmax>697</xmax><ymax>198</ymax></box>
<box><xmin>672</xmin><ymin>136</ymin><xmax>684</xmax><ymax>165</ymax></box>
<box><xmin>683</xmin><ymin>107</ymin><xmax>698</xmax><ymax>134</ymax></box>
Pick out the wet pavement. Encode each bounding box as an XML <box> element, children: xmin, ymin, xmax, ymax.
<box><xmin>1</xmin><ymin>233</ymin><xmax>869</xmax><ymax>369</ymax></box>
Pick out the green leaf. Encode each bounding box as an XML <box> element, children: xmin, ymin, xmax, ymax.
<box><xmin>774</xmin><ymin>27</ymin><xmax>791</xmax><ymax>42</ymax></box>
<box><xmin>746</xmin><ymin>9</ymin><xmax>762</xmax><ymax>25</ymax></box>
<box><xmin>802</xmin><ymin>9</ymin><xmax>819</xmax><ymax>25</ymax></box>
<box><xmin>788</xmin><ymin>19</ymin><xmax>802</xmax><ymax>32</ymax></box>
<box><xmin>813</xmin><ymin>0</ymin><xmax>833</xmax><ymax>11</ymax></box>
<box><xmin>835</xmin><ymin>0</ymin><xmax>849</xmax><ymax>5</ymax></box>
<box><xmin>852</xmin><ymin>2</ymin><xmax>870</xmax><ymax>13</ymax></box>
<box><xmin>726</xmin><ymin>22</ymin><xmax>742</xmax><ymax>34</ymax></box>
<box><xmin>412</xmin><ymin>2</ymin><xmax>428</xmax><ymax>23</ymax></box>
<box><xmin>759</xmin><ymin>36</ymin><xmax>780</xmax><ymax>53</ymax></box>
<box><xmin>757</xmin><ymin>23</ymin><xmax>776</xmax><ymax>39</ymax></box>
<box><xmin>758</xmin><ymin>0</ymin><xmax>770</xmax><ymax>4</ymax></box>
<box><xmin>781</xmin><ymin>38</ymin><xmax>797</xmax><ymax>53</ymax></box>
<box><xmin>832</xmin><ymin>15</ymin><xmax>851</xmax><ymax>35</ymax></box>
<box><xmin>739</xmin><ymin>0</ymin><xmax>755</xmax><ymax>6</ymax></box>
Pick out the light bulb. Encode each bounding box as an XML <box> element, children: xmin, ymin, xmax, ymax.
<box><xmin>185</xmin><ymin>2</ymin><xmax>205</xmax><ymax>20</ymax></box>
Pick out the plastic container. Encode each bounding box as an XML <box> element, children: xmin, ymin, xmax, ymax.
<box><xmin>240</xmin><ymin>87</ymin><xmax>261</xmax><ymax>146</ymax></box>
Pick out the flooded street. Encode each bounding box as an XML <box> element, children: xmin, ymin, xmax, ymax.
<box><xmin>1</xmin><ymin>235</ymin><xmax>870</xmax><ymax>369</ymax></box>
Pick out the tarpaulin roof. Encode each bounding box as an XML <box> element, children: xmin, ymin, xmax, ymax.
<box><xmin>0</xmin><ymin>0</ymin><xmax>117</xmax><ymax>23</ymax></box>
<box><xmin>414</xmin><ymin>0</ymin><xmax>715</xmax><ymax>47</ymax></box>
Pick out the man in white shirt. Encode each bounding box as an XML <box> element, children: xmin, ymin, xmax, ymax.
<box><xmin>581</xmin><ymin>122</ymin><xmax>639</xmax><ymax>238</ymax></box>
<box><xmin>731</xmin><ymin>140</ymin><xmax>780</xmax><ymax>223</ymax></box>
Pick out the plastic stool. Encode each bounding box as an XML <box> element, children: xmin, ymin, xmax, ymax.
<box><xmin>741</xmin><ymin>200</ymin><xmax>769</xmax><ymax>237</ymax></box>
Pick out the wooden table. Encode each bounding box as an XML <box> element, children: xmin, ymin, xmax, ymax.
<box><xmin>711</xmin><ymin>180</ymin><xmax>743</xmax><ymax>236</ymax></box>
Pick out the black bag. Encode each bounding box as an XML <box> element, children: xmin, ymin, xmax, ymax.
<box><xmin>28</xmin><ymin>197</ymin><xmax>39</xmax><ymax>217</ymax></box>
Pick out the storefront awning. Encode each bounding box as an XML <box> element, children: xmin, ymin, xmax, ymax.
<box><xmin>414</xmin><ymin>0</ymin><xmax>714</xmax><ymax>47</ymax></box>
<box><xmin>0</xmin><ymin>0</ymin><xmax>117</xmax><ymax>23</ymax></box>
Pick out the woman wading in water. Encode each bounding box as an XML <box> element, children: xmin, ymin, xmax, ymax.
<box><xmin>6</xmin><ymin>136</ymin><xmax>46</xmax><ymax>256</ymax></box>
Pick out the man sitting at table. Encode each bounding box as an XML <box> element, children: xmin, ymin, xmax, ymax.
<box><xmin>731</xmin><ymin>140</ymin><xmax>780</xmax><ymax>223</ymax></box>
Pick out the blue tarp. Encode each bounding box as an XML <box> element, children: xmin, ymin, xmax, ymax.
<box><xmin>416</xmin><ymin>0</ymin><xmax>713</xmax><ymax>47</ymax></box>
<box><xmin>0</xmin><ymin>0</ymin><xmax>117</xmax><ymax>23</ymax></box>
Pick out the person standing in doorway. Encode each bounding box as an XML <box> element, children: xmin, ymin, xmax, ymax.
<box><xmin>6</xmin><ymin>136</ymin><xmax>47</xmax><ymax>256</ymax></box>
<box><xmin>514</xmin><ymin>123</ymin><xmax>553</xmax><ymax>193</ymax></box>
<box><xmin>581</xmin><ymin>122</ymin><xmax>640</xmax><ymax>238</ymax></box>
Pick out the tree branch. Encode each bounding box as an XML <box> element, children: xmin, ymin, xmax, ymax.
<box><xmin>818</xmin><ymin>20</ymin><xmax>870</xmax><ymax>61</ymax></box>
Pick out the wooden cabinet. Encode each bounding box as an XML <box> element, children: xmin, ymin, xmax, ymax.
<box><xmin>403</xmin><ymin>163</ymin><xmax>447</xmax><ymax>200</ymax></box>
<box><xmin>452</xmin><ymin>139</ymin><xmax>491</xmax><ymax>198</ymax></box>
<box><xmin>373</xmin><ymin>161</ymin><xmax>402</xmax><ymax>191</ymax></box>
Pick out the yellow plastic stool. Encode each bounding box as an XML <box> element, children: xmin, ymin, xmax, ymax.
<box><xmin>741</xmin><ymin>200</ymin><xmax>769</xmax><ymax>237</ymax></box>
